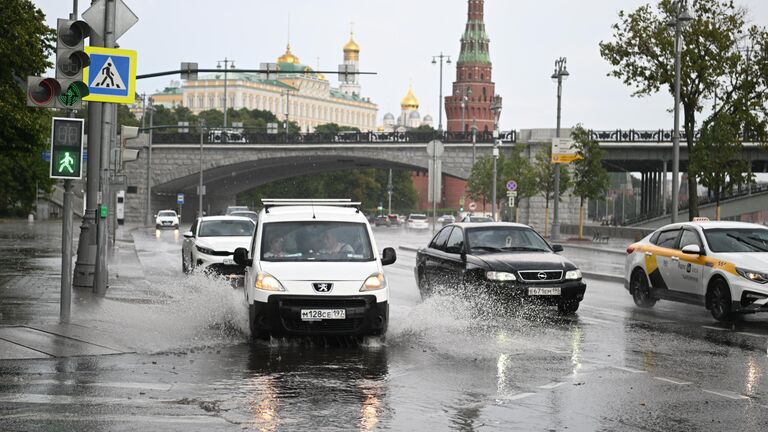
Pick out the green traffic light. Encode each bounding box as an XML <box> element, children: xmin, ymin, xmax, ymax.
<box><xmin>57</xmin><ymin>152</ymin><xmax>76</xmax><ymax>174</ymax></box>
<box><xmin>58</xmin><ymin>83</ymin><xmax>81</xmax><ymax>107</ymax></box>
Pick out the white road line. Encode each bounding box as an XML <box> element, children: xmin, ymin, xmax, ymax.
<box><xmin>507</xmin><ymin>392</ymin><xmax>537</xmax><ymax>401</ymax></box>
<box><xmin>701</xmin><ymin>326</ymin><xmax>728</xmax><ymax>331</ymax></box>
<box><xmin>736</xmin><ymin>332</ymin><xmax>767</xmax><ymax>338</ymax></box>
<box><xmin>2</xmin><ymin>379</ymin><xmax>174</xmax><ymax>391</ymax></box>
<box><xmin>654</xmin><ymin>377</ymin><xmax>692</xmax><ymax>385</ymax></box>
<box><xmin>0</xmin><ymin>413</ymin><xmax>226</xmax><ymax>424</ymax></box>
<box><xmin>579</xmin><ymin>316</ymin><xmax>612</xmax><ymax>325</ymax></box>
<box><xmin>702</xmin><ymin>389</ymin><xmax>750</xmax><ymax>400</ymax></box>
<box><xmin>610</xmin><ymin>365</ymin><xmax>647</xmax><ymax>374</ymax></box>
<box><xmin>0</xmin><ymin>393</ymin><xmax>175</xmax><ymax>406</ymax></box>
<box><xmin>538</xmin><ymin>382</ymin><xmax>565</xmax><ymax>390</ymax></box>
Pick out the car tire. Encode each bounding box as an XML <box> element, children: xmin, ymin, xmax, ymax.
<box><xmin>709</xmin><ymin>279</ymin><xmax>733</xmax><ymax>322</ymax></box>
<box><xmin>182</xmin><ymin>252</ymin><xmax>190</xmax><ymax>274</ymax></box>
<box><xmin>249</xmin><ymin>304</ymin><xmax>270</xmax><ymax>341</ymax></box>
<box><xmin>557</xmin><ymin>300</ymin><xmax>580</xmax><ymax>314</ymax></box>
<box><xmin>631</xmin><ymin>269</ymin><xmax>657</xmax><ymax>308</ymax></box>
<box><xmin>417</xmin><ymin>270</ymin><xmax>432</xmax><ymax>300</ymax></box>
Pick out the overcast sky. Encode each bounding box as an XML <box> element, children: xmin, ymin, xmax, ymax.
<box><xmin>33</xmin><ymin>0</ymin><xmax>768</xmax><ymax>130</ymax></box>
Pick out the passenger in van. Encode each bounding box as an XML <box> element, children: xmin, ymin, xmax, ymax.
<box><xmin>319</xmin><ymin>230</ymin><xmax>354</xmax><ymax>256</ymax></box>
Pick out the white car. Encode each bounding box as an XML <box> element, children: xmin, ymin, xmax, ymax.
<box><xmin>625</xmin><ymin>220</ymin><xmax>768</xmax><ymax>321</ymax></box>
<box><xmin>181</xmin><ymin>216</ymin><xmax>256</xmax><ymax>278</ymax></box>
<box><xmin>406</xmin><ymin>213</ymin><xmax>429</xmax><ymax>230</ymax></box>
<box><xmin>233</xmin><ymin>199</ymin><xmax>397</xmax><ymax>340</ymax></box>
<box><xmin>225</xmin><ymin>205</ymin><xmax>249</xmax><ymax>215</ymax></box>
<box><xmin>155</xmin><ymin>210</ymin><xmax>179</xmax><ymax>229</ymax></box>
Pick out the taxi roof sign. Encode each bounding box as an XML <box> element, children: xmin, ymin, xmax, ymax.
<box><xmin>692</xmin><ymin>217</ymin><xmax>710</xmax><ymax>222</ymax></box>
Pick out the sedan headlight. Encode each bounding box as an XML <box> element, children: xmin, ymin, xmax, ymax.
<box><xmin>486</xmin><ymin>271</ymin><xmax>516</xmax><ymax>281</ymax></box>
<box><xmin>196</xmin><ymin>245</ymin><xmax>215</xmax><ymax>255</ymax></box>
<box><xmin>565</xmin><ymin>269</ymin><xmax>582</xmax><ymax>280</ymax></box>
<box><xmin>736</xmin><ymin>267</ymin><xmax>768</xmax><ymax>284</ymax></box>
<box><xmin>255</xmin><ymin>272</ymin><xmax>285</xmax><ymax>291</ymax></box>
<box><xmin>360</xmin><ymin>273</ymin><xmax>387</xmax><ymax>291</ymax></box>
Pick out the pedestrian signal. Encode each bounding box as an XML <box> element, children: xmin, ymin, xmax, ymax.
<box><xmin>50</xmin><ymin>118</ymin><xmax>84</xmax><ymax>179</ymax></box>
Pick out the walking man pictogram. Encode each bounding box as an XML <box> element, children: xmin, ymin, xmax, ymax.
<box><xmin>98</xmin><ymin>61</ymin><xmax>117</xmax><ymax>88</ymax></box>
<box><xmin>58</xmin><ymin>152</ymin><xmax>75</xmax><ymax>174</ymax></box>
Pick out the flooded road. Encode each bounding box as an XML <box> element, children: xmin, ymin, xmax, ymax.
<box><xmin>1</xmin><ymin>222</ymin><xmax>768</xmax><ymax>430</ymax></box>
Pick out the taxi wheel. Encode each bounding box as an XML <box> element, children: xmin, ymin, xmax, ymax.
<box><xmin>631</xmin><ymin>269</ymin><xmax>657</xmax><ymax>308</ymax></box>
<box><xmin>709</xmin><ymin>279</ymin><xmax>733</xmax><ymax>322</ymax></box>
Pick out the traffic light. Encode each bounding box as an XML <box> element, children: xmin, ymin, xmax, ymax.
<box><xmin>460</xmin><ymin>206</ymin><xmax>464</xmax><ymax>212</ymax></box>
<box><xmin>54</xmin><ymin>18</ymin><xmax>90</xmax><ymax>109</ymax></box>
<box><xmin>50</xmin><ymin>117</ymin><xmax>84</xmax><ymax>179</ymax></box>
<box><xmin>26</xmin><ymin>76</ymin><xmax>61</xmax><ymax>108</ymax></box>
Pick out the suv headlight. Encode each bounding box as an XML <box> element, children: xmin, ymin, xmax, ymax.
<box><xmin>565</xmin><ymin>269</ymin><xmax>582</xmax><ymax>280</ymax></box>
<box><xmin>736</xmin><ymin>267</ymin><xmax>768</xmax><ymax>284</ymax></box>
<box><xmin>255</xmin><ymin>272</ymin><xmax>285</xmax><ymax>291</ymax></box>
<box><xmin>486</xmin><ymin>271</ymin><xmax>516</xmax><ymax>281</ymax></box>
<box><xmin>360</xmin><ymin>273</ymin><xmax>387</xmax><ymax>291</ymax></box>
<box><xmin>196</xmin><ymin>245</ymin><xmax>215</xmax><ymax>255</ymax></box>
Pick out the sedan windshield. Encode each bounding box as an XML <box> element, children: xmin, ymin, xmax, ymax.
<box><xmin>261</xmin><ymin>221</ymin><xmax>373</xmax><ymax>262</ymax></box>
<box><xmin>704</xmin><ymin>228</ymin><xmax>768</xmax><ymax>252</ymax></box>
<box><xmin>410</xmin><ymin>215</ymin><xmax>427</xmax><ymax>221</ymax></box>
<box><xmin>198</xmin><ymin>219</ymin><xmax>254</xmax><ymax>237</ymax></box>
<box><xmin>158</xmin><ymin>211</ymin><xmax>176</xmax><ymax>217</ymax></box>
<box><xmin>466</xmin><ymin>226</ymin><xmax>551</xmax><ymax>252</ymax></box>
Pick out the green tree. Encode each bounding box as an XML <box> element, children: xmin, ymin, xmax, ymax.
<box><xmin>531</xmin><ymin>147</ymin><xmax>571</xmax><ymax>237</ymax></box>
<box><xmin>599</xmin><ymin>0</ymin><xmax>768</xmax><ymax>220</ymax></box>
<box><xmin>689</xmin><ymin>112</ymin><xmax>751</xmax><ymax>220</ymax></box>
<box><xmin>0</xmin><ymin>0</ymin><xmax>55</xmax><ymax>215</ymax></box>
<box><xmin>117</xmin><ymin>104</ymin><xmax>140</xmax><ymax>128</ymax></box>
<box><xmin>314</xmin><ymin>123</ymin><xmax>360</xmax><ymax>135</ymax></box>
<box><xmin>571</xmin><ymin>125</ymin><xmax>610</xmax><ymax>238</ymax></box>
<box><xmin>501</xmin><ymin>144</ymin><xmax>537</xmax><ymax>222</ymax></box>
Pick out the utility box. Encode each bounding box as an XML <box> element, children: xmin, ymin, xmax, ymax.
<box><xmin>116</xmin><ymin>190</ymin><xmax>125</xmax><ymax>225</ymax></box>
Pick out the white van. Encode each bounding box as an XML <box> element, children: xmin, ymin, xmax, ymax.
<box><xmin>234</xmin><ymin>199</ymin><xmax>396</xmax><ymax>339</ymax></box>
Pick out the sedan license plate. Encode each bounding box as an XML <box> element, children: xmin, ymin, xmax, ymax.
<box><xmin>528</xmin><ymin>287</ymin><xmax>561</xmax><ymax>296</ymax></box>
<box><xmin>300</xmin><ymin>309</ymin><xmax>346</xmax><ymax>321</ymax></box>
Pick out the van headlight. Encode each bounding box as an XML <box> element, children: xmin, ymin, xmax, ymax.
<box><xmin>736</xmin><ymin>268</ymin><xmax>768</xmax><ymax>284</ymax></box>
<box><xmin>255</xmin><ymin>272</ymin><xmax>285</xmax><ymax>291</ymax></box>
<box><xmin>486</xmin><ymin>271</ymin><xmax>516</xmax><ymax>281</ymax></box>
<box><xmin>196</xmin><ymin>245</ymin><xmax>215</xmax><ymax>255</ymax></box>
<box><xmin>565</xmin><ymin>269</ymin><xmax>582</xmax><ymax>280</ymax></box>
<box><xmin>360</xmin><ymin>273</ymin><xmax>387</xmax><ymax>291</ymax></box>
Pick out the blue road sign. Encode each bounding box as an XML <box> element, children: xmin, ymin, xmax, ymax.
<box><xmin>506</xmin><ymin>180</ymin><xmax>518</xmax><ymax>191</ymax></box>
<box><xmin>83</xmin><ymin>46</ymin><xmax>137</xmax><ymax>104</ymax></box>
<box><xmin>177</xmin><ymin>193</ymin><xmax>185</xmax><ymax>205</ymax></box>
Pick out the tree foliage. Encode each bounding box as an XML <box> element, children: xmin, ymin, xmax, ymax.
<box><xmin>531</xmin><ymin>146</ymin><xmax>571</xmax><ymax>210</ymax></box>
<box><xmin>466</xmin><ymin>145</ymin><xmax>537</xmax><ymax>210</ymax></box>
<box><xmin>571</xmin><ymin>125</ymin><xmax>610</xmax><ymax>206</ymax></box>
<box><xmin>0</xmin><ymin>0</ymin><xmax>55</xmax><ymax>215</ymax></box>
<box><xmin>599</xmin><ymin>0</ymin><xmax>768</xmax><ymax>219</ymax></box>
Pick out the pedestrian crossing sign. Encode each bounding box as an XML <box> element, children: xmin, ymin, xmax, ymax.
<box><xmin>83</xmin><ymin>46</ymin><xmax>137</xmax><ymax>104</ymax></box>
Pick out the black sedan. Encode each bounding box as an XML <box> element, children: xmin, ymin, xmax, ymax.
<box><xmin>414</xmin><ymin>222</ymin><xmax>586</xmax><ymax>313</ymax></box>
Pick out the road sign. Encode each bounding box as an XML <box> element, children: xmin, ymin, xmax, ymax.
<box><xmin>426</xmin><ymin>140</ymin><xmax>444</xmax><ymax>158</ymax></box>
<box><xmin>50</xmin><ymin>117</ymin><xmax>84</xmax><ymax>179</ymax></box>
<box><xmin>551</xmin><ymin>137</ymin><xmax>581</xmax><ymax>163</ymax></box>
<box><xmin>506</xmin><ymin>191</ymin><xmax>517</xmax><ymax>197</ymax></box>
<box><xmin>82</xmin><ymin>0</ymin><xmax>138</xmax><ymax>40</ymax></box>
<box><xmin>427</xmin><ymin>159</ymin><xmax>442</xmax><ymax>203</ymax></box>
<box><xmin>82</xmin><ymin>46</ymin><xmax>137</xmax><ymax>104</ymax></box>
<box><xmin>508</xmin><ymin>197</ymin><xmax>515</xmax><ymax>207</ymax></box>
<box><xmin>468</xmin><ymin>202</ymin><xmax>477</xmax><ymax>211</ymax></box>
<box><xmin>506</xmin><ymin>180</ymin><xmax>517</xmax><ymax>191</ymax></box>
<box><xmin>177</xmin><ymin>193</ymin><xmax>185</xmax><ymax>205</ymax></box>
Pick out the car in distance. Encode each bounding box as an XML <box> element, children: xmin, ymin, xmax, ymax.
<box><xmin>387</xmin><ymin>214</ymin><xmax>402</xmax><ymax>226</ymax></box>
<box><xmin>229</xmin><ymin>210</ymin><xmax>259</xmax><ymax>222</ymax></box>
<box><xmin>415</xmin><ymin>222</ymin><xmax>585</xmax><ymax>313</ymax></box>
<box><xmin>155</xmin><ymin>210</ymin><xmax>180</xmax><ymax>229</ymax></box>
<box><xmin>374</xmin><ymin>215</ymin><xmax>390</xmax><ymax>227</ymax></box>
<box><xmin>438</xmin><ymin>215</ymin><xmax>456</xmax><ymax>226</ymax></box>
<box><xmin>461</xmin><ymin>214</ymin><xmax>493</xmax><ymax>223</ymax></box>
<box><xmin>625</xmin><ymin>220</ymin><xmax>768</xmax><ymax>321</ymax></box>
<box><xmin>406</xmin><ymin>213</ymin><xmax>429</xmax><ymax>230</ymax></box>
<box><xmin>233</xmin><ymin>199</ymin><xmax>397</xmax><ymax>340</ymax></box>
<box><xmin>225</xmin><ymin>205</ymin><xmax>250</xmax><ymax>215</ymax></box>
<box><xmin>181</xmin><ymin>216</ymin><xmax>256</xmax><ymax>283</ymax></box>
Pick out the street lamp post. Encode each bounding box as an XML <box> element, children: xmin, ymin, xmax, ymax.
<box><xmin>668</xmin><ymin>1</ymin><xmax>693</xmax><ymax>223</ymax></box>
<box><xmin>217</xmin><ymin>58</ymin><xmax>235</xmax><ymax>136</ymax></box>
<box><xmin>490</xmin><ymin>95</ymin><xmax>502</xmax><ymax>221</ymax></box>
<box><xmin>198</xmin><ymin>119</ymin><xmax>206</xmax><ymax>218</ymax></box>
<box><xmin>551</xmin><ymin>57</ymin><xmax>570</xmax><ymax>241</ymax></box>
<box><xmin>144</xmin><ymin>97</ymin><xmax>155</xmax><ymax>227</ymax></box>
<box><xmin>431</xmin><ymin>53</ymin><xmax>451</xmax><ymax>132</ymax></box>
<box><xmin>457</xmin><ymin>86</ymin><xmax>472</xmax><ymax>139</ymax></box>
<box><xmin>471</xmin><ymin>119</ymin><xmax>478</xmax><ymax>168</ymax></box>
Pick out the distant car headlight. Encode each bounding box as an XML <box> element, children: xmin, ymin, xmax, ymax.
<box><xmin>196</xmin><ymin>245</ymin><xmax>215</xmax><ymax>255</ymax></box>
<box><xmin>565</xmin><ymin>269</ymin><xmax>582</xmax><ymax>280</ymax></box>
<box><xmin>736</xmin><ymin>267</ymin><xmax>768</xmax><ymax>284</ymax></box>
<box><xmin>360</xmin><ymin>273</ymin><xmax>387</xmax><ymax>291</ymax></box>
<box><xmin>486</xmin><ymin>271</ymin><xmax>516</xmax><ymax>281</ymax></box>
<box><xmin>255</xmin><ymin>272</ymin><xmax>285</xmax><ymax>291</ymax></box>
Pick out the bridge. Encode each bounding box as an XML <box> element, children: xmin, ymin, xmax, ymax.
<box><xmin>120</xmin><ymin>128</ymin><xmax>768</xmax><ymax>226</ymax></box>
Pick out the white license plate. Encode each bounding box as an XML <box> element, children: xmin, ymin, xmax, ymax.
<box><xmin>223</xmin><ymin>257</ymin><xmax>235</xmax><ymax>265</ymax></box>
<box><xmin>300</xmin><ymin>309</ymin><xmax>346</xmax><ymax>320</ymax></box>
<box><xmin>528</xmin><ymin>287</ymin><xmax>561</xmax><ymax>296</ymax></box>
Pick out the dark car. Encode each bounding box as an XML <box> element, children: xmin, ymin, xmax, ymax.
<box><xmin>414</xmin><ymin>222</ymin><xmax>586</xmax><ymax>313</ymax></box>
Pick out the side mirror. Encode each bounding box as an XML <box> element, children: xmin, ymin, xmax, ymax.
<box><xmin>182</xmin><ymin>231</ymin><xmax>194</xmax><ymax>239</ymax></box>
<box><xmin>234</xmin><ymin>247</ymin><xmax>252</xmax><ymax>266</ymax></box>
<box><xmin>381</xmin><ymin>247</ymin><xmax>397</xmax><ymax>266</ymax></box>
<box><xmin>681</xmin><ymin>244</ymin><xmax>702</xmax><ymax>255</ymax></box>
<box><xmin>552</xmin><ymin>244</ymin><xmax>564</xmax><ymax>253</ymax></box>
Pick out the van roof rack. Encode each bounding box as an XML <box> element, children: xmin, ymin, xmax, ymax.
<box><xmin>261</xmin><ymin>199</ymin><xmax>362</xmax><ymax>213</ymax></box>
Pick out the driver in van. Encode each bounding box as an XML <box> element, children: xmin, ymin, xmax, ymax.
<box><xmin>319</xmin><ymin>230</ymin><xmax>354</xmax><ymax>255</ymax></box>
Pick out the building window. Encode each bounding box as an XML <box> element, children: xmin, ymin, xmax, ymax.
<box><xmin>187</xmin><ymin>97</ymin><xmax>194</xmax><ymax>108</ymax></box>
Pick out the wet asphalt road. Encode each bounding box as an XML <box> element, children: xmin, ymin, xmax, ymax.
<box><xmin>1</xmin><ymin>222</ymin><xmax>768</xmax><ymax>431</ymax></box>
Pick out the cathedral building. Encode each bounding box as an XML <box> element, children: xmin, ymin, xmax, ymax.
<box><xmin>381</xmin><ymin>86</ymin><xmax>433</xmax><ymax>131</ymax></box>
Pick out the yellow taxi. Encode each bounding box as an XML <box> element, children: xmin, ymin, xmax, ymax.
<box><xmin>625</xmin><ymin>219</ymin><xmax>768</xmax><ymax>321</ymax></box>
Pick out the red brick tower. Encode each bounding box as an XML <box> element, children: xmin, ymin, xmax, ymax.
<box><xmin>445</xmin><ymin>0</ymin><xmax>499</xmax><ymax>133</ymax></box>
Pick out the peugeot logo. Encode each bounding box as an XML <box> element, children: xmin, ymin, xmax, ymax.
<box><xmin>313</xmin><ymin>282</ymin><xmax>333</xmax><ymax>293</ymax></box>
<box><xmin>537</xmin><ymin>272</ymin><xmax>548</xmax><ymax>280</ymax></box>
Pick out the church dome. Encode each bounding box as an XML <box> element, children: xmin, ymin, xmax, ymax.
<box><xmin>343</xmin><ymin>33</ymin><xmax>360</xmax><ymax>61</ymax></box>
<box><xmin>423</xmin><ymin>114</ymin><xmax>433</xmax><ymax>121</ymax></box>
<box><xmin>409</xmin><ymin>111</ymin><xmax>420</xmax><ymax>120</ymax></box>
<box><xmin>400</xmin><ymin>86</ymin><xmax>419</xmax><ymax>110</ymax></box>
<box><xmin>277</xmin><ymin>43</ymin><xmax>300</xmax><ymax>64</ymax></box>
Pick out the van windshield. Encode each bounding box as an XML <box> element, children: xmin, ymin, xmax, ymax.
<box><xmin>261</xmin><ymin>221</ymin><xmax>374</xmax><ymax>262</ymax></box>
<box><xmin>158</xmin><ymin>211</ymin><xmax>176</xmax><ymax>217</ymax></box>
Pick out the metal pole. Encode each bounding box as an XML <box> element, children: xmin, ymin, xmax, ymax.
<box><xmin>460</xmin><ymin>94</ymin><xmax>465</xmax><ymax>138</ymax></box>
<box><xmin>438</xmin><ymin>56</ymin><xmax>443</xmax><ymax>132</ymax></box>
<box><xmin>471</xmin><ymin>120</ymin><xmax>477</xmax><ymax>167</ymax></box>
<box><xmin>145</xmin><ymin>102</ymin><xmax>154</xmax><ymax>226</ymax></box>
<box><xmin>551</xmin><ymin>74</ymin><xmax>563</xmax><ymax>241</ymax></box>
<box><xmin>492</xmin><ymin>140</ymin><xmax>497</xmax><ymax>220</ymax></box>
<box><xmin>432</xmin><ymin>153</ymin><xmax>437</xmax><ymax>234</ymax></box>
<box><xmin>223</xmin><ymin>59</ymin><xmax>228</xmax><ymax>130</ymax></box>
<box><xmin>284</xmin><ymin>90</ymin><xmax>290</xmax><ymax>142</ymax></box>
<box><xmin>671</xmin><ymin>6</ymin><xmax>682</xmax><ymax>223</ymax></box>
<box><xmin>387</xmin><ymin>168</ymin><xmax>393</xmax><ymax>215</ymax></box>
<box><xmin>199</xmin><ymin>124</ymin><xmax>204</xmax><ymax>217</ymax></box>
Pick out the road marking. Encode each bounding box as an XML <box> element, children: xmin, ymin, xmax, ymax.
<box><xmin>701</xmin><ymin>325</ymin><xmax>728</xmax><ymax>331</ymax></box>
<box><xmin>538</xmin><ymin>382</ymin><xmax>565</xmax><ymax>390</ymax></box>
<box><xmin>736</xmin><ymin>332</ymin><xmax>767</xmax><ymax>338</ymax></box>
<box><xmin>4</xmin><ymin>379</ymin><xmax>174</xmax><ymax>391</ymax></box>
<box><xmin>0</xmin><ymin>413</ymin><xmax>227</xmax><ymax>424</ymax></box>
<box><xmin>579</xmin><ymin>316</ymin><xmax>612</xmax><ymax>325</ymax></box>
<box><xmin>610</xmin><ymin>365</ymin><xmax>646</xmax><ymax>374</ymax></box>
<box><xmin>0</xmin><ymin>393</ymin><xmax>174</xmax><ymax>406</ymax></box>
<box><xmin>507</xmin><ymin>392</ymin><xmax>537</xmax><ymax>401</ymax></box>
<box><xmin>702</xmin><ymin>389</ymin><xmax>750</xmax><ymax>400</ymax></box>
<box><xmin>654</xmin><ymin>376</ymin><xmax>692</xmax><ymax>385</ymax></box>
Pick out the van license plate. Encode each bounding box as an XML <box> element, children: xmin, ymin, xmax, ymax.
<box><xmin>301</xmin><ymin>309</ymin><xmax>346</xmax><ymax>320</ymax></box>
<box><xmin>528</xmin><ymin>287</ymin><xmax>561</xmax><ymax>296</ymax></box>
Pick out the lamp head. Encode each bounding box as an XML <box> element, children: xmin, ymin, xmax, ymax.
<box><xmin>431</xmin><ymin>58</ymin><xmax>437</xmax><ymax>65</ymax></box>
<box><xmin>561</xmin><ymin>69</ymin><xmax>570</xmax><ymax>80</ymax></box>
<box><xmin>216</xmin><ymin>61</ymin><xmax>222</xmax><ymax>69</ymax></box>
<box><xmin>446</xmin><ymin>57</ymin><xmax>452</xmax><ymax>64</ymax></box>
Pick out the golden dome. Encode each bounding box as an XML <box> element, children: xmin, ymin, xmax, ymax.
<box><xmin>277</xmin><ymin>43</ymin><xmax>300</xmax><ymax>64</ymax></box>
<box><xmin>400</xmin><ymin>86</ymin><xmax>419</xmax><ymax>110</ymax></box>
<box><xmin>343</xmin><ymin>34</ymin><xmax>360</xmax><ymax>53</ymax></box>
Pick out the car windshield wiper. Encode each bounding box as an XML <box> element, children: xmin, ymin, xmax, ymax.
<box><xmin>500</xmin><ymin>246</ymin><xmax>547</xmax><ymax>252</ymax></box>
<box><xmin>726</xmin><ymin>233</ymin><xmax>768</xmax><ymax>252</ymax></box>
<box><xmin>471</xmin><ymin>246</ymin><xmax>502</xmax><ymax>252</ymax></box>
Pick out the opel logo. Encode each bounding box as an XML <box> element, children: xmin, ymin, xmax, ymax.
<box><xmin>537</xmin><ymin>272</ymin><xmax>547</xmax><ymax>280</ymax></box>
<box><xmin>313</xmin><ymin>283</ymin><xmax>333</xmax><ymax>293</ymax></box>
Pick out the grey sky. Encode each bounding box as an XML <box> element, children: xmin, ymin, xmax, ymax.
<box><xmin>34</xmin><ymin>0</ymin><xmax>768</xmax><ymax>130</ymax></box>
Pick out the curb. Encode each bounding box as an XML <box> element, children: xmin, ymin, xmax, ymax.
<box><xmin>562</xmin><ymin>243</ymin><xmax>626</xmax><ymax>256</ymax></box>
<box><xmin>398</xmin><ymin>245</ymin><xmax>419</xmax><ymax>252</ymax></box>
<box><xmin>581</xmin><ymin>271</ymin><xmax>625</xmax><ymax>284</ymax></box>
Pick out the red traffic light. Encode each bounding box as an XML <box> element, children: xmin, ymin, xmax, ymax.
<box><xmin>27</xmin><ymin>77</ymin><xmax>61</xmax><ymax>107</ymax></box>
